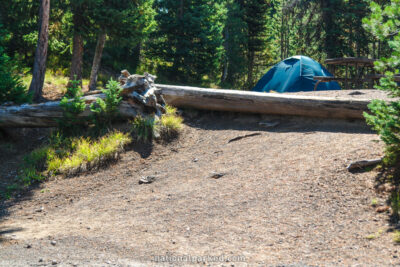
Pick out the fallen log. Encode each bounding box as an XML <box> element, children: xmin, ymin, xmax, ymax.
<box><xmin>0</xmin><ymin>94</ymin><xmax>144</xmax><ymax>128</ymax></box>
<box><xmin>157</xmin><ymin>84</ymin><xmax>371</xmax><ymax>120</ymax></box>
<box><xmin>0</xmin><ymin>71</ymin><xmax>164</xmax><ymax>128</ymax></box>
<box><xmin>0</xmin><ymin>78</ymin><xmax>375</xmax><ymax>127</ymax></box>
<box><xmin>347</xmin><ymin>158</ymin><xmax>383</xmax><ymax>171</ymax></box>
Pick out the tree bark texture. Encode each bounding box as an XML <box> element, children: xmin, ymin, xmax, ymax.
<box><xmin>89</xmin><ymin>32</ymin><xmax>107</xmax><ymax>91</ymax></box>
<box><xmin>28</xmin><ymin>0</ymin><xmax>50</xmax><ymax>102</ymax></box>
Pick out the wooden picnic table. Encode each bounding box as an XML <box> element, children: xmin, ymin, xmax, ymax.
<box><xmin>313</xmin><ymin>57</ymin><xmax>377</xmax><ymax>90</ymax></box>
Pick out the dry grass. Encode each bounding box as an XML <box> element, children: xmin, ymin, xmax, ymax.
<box><xmin>20</xmin><ymin>71</ymin><xmax>91</xmax><ymax>100</ymax></box>
<box><xmin>3</xmin><ymin>131</ymin><xmax>132</xmax><ymax>198</ymax></box>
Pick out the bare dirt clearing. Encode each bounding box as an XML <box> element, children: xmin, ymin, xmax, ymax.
<box><xmin>0</xmin><ymin>90</ymin><xmax>398</xmax><ymax>266</ymax></box>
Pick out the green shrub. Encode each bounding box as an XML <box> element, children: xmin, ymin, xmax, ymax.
<box><xmin>363</xmin><ymin>2</ymin><xmax>400</xmax><ymax>166</ymax></box>
<box><xmin>58</xmin><ymin>78</ymin><xmax>87</xmax><ymax>135</ymax></box>
<box><xmin>130</xmin><ymin>105</ymin><xmax>183</xmax><ymax>142</ymax></box>
<box><xmin>363</xmin><ymin>1</ymin><xmax>400</xmax><ymax>221</ymax></box>
<box><xmin>131</xmin><ymin>116</ymin><xmax>158</xmax><ymax>142</ymax></box>
<box><xmin>0</xmin><ymin>25</ymin><xmax>30</xmax><ymax>104</ymax></box>
<box><xmin>90</xmin><ymin>79</ymin><xmax>123</xmax><ymax>129</ymax></box>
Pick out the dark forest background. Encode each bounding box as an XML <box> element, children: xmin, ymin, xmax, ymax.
<box><xmin>0</xmin><ymin>0</ymin><xmax>393</xmax><ymax>91</ymax></box>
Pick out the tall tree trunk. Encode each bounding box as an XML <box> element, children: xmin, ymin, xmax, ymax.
<box><xmin>69</xmin><ymin>11</ymin><xmax>84</xmax><ymax>87</ymax></box>
<box><xmin>28</xmin><ymin>0</ymin><xmax>50</xmax><ymax>102</ymax></box>
<box><xmin>247</xmin><ymin>51</ymin><xmax>255</xmax><ymax>89</ymax></box>
<box><xmin>221</xmin><ymin>27</ymin><xmax>229</xmax><ymax>84</ymax></box>
<box><xmin>321</xmin><ymin>0</ymin><xmax>340</xmax><ymax>58</ymax></box>
<box><xmin>89</xmin><ymin>32</ymin><xmax>106</xmax><ymax>91</ymax></box>
<box><xmin>131</xmin><ymin>42</ymin><xmax>142</xmax><ymax>73</ymax></box>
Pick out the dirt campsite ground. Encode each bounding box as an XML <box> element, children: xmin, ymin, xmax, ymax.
<box><xmin>0</xmin><ymin>89</ymin><xmax>399</xmax><ymax>266</ymax></box>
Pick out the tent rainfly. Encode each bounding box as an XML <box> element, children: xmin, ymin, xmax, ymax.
<box><xmin>252</xmin><ymin>55</ymin><xmax>341</xmax><ymax>93</ymax></box>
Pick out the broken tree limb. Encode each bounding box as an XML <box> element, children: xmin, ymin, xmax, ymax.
<box><xmin>228</xmin><ymin>133</ymin><xmax>262</xmax><ymax>143</ymax></box>
<box><xmin>157</xmin><ymin>84</ymin><xmax>371</xmax><ymax>120</ymax></box>
<box><xmin>0</xmin><ymin>94</ymin><xmax>145</xmax><ymax>128</ymax></box>
<box><xmin>347</xmin><ymin>158</ymin><xmax>383</xmax><ymax>171</ymax></box>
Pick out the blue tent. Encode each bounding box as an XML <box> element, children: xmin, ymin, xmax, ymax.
<box><xmin>252</xmin><ymin>55</ymin><xmax>341</xmax><ymax>93</ymax></box>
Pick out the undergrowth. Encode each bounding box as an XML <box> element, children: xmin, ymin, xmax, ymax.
<box><xmin>2</xmin><ymin>93</ymin><xmax>182</xmax><ymax>199</ymax></box>
<box><xmin>58</xmin><ymin>78</ymin><xmax>87</xmax><ymax>135</ymax></box>
<box><xmin>2</xmin><ymin>131</ymin><xmax>132</xmax><ymax>199</ymax></box>
<box><xmin>20</xmin><ymin>70</ymin><xmax>91</xmax><ymax>95</ymax></box>
<box><xmin>90</xmin><ymin>79</ymin><xmax>123</xmax><ymax>130</ymax></box>
<box><xmin>130</xmin><ymin>105</ymin><xmax>183</xmax><ymax>142</ymax></box>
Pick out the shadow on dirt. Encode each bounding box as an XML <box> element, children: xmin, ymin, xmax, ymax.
<box><xmin>0</xmin><ymin>226</ymin><xmax>23</xmax><ymax>242</ymax></box>
<box><xmin>372</xmin><ymin>165</ymin><xmax>400</xmax><ymax>230</ymax></box>
<box><xmin>0</xmin><ymin>109</ymin><xmax>375</xmax><ymax>243</ymax></box>
<box><xmin>129</xmin><ymin>140</ymin><xmax>154</xmax><ymax>159</ymax></box>
<box><xmin>0</xmin><ymin>128</ymin><xmax>51</xmax><ymax>242</ymax></box>
<box><xmin>183</xmin><ymin>110</ymin><xmax>374</xmax><ymax>135</ymax></box>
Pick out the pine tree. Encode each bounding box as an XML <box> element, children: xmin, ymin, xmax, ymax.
<box><xmin>363</xmin><ymin>0</ymin><xmax>400</xmax><ymax>166</ymax></box>
<box><xmin>88</xmin><ymin>0</ymin><xmax>156</xmax><ymax>90</ymax></box>
<box><xmin>222</xmin><ymin>0</ymin><xmax>278</xmax><ymax>89</ymax></box>
<box><xmin>0</xmin><ymin>25</ymin><xmax>30</xmax><ymax>104</ymax></box>
<box><xmin>222</xmin><ymin>0</ymin><xmax>248</xmax><ymax>88</ymax></box>
<box><xmin>69</xmin><ymin>0</ymin><xmax>90</xmax><ymax>86</ymax></box>
<box><xmin>29</xmin><ymin>0</ymin><xmax>50</xmax><ymax>102</ymax></box>
<box><xmin>151</xmin><ymin>0</ymin><xmax>226</xmax><ymax>85</ymax></box>
<box><xmin>242</xmin><ymin>0</ymin><xmax>271</xmax><ymax>88</ymax></box>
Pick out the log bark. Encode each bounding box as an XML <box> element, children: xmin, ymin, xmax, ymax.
<box><xmin>0</xmin><ymin>94</ymin><xmax>143</xmax><ymax>128</ymax></box>
<box><xmin>157</xmin><ymin>84</ymin><xmax>371</xmax><ymax>120</ymax></box>
<box><xmin>1</xmin><ymin>82</ymin><xmax>374</xmax><ymax>128</ymax></box>
<box><xmin>0</xmin><ymin>74</ymin><xmax>161</xmax><ymax>128</ymax></box>
<box><xmin>28</xmin><ymin>0</ymin><xmax>50</xmax><ymax>102</ymax></box>
<box><xmin>89</xmin><ymin>32</ymin><xmax>107</xmax><ymax>91</ymax></box>
<box><xmin>347</xmin><ymin>158</ymin><xmax>383</xmax><ymax>171</ymax></box>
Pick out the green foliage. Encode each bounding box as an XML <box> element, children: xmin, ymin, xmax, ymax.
<box><xmin>150</xmin><ymin>0</ymin><xmax>226</xmax><ymax>85</ymax></box>
<box><xmin>221</xmin><ymin>0</ymin><xmax>248</xmax><ymax>88</ymax></box>
<box><xmin>363</xmin><ymin>0</ymin><xmax>400</xmax><ymax>166</ymax></box>
<box><xmin>394</xmin><ymin>230</ymin><xmax>400</xmax><ymax>243</ymax></box>
<box><xmin>1</xmin><ymin>0</ymin><xmax>392</xmax><ymax>90</ymax></box>
<box><xmin>0</xmin><ymin>25</ymin><xmax>30</xmax><ymax>104</ymax></box>
<box><xmin>3</xmin><ymin>130</ymin><xmax>132</xmax><ymax>198</ymax></box>
<box><xmin>130</xmin><ymin>105</ymin><xmax>183</xmax><ymax>142</ymax></box>
<box><xmin>131</xmin><ymin>116</ymin><xmax>158</xmax><ymax>142</ymax></box>
<box><xmin>90</xmin><ymin>78</ymin><xmax>123</xmax><ymax>129</ymax></box>
<box><xmin>160</xmin><ymin>105</ymin><xmax>183</xmax><ymax>136</ymax></box>
<box><xmin>391</xmin><ymin>190</ymin><xmax>400</xmax><ymax>221</ymax></box>
<box><xmin>57</xmin><ymin>131</ymin><xmax>131</xmax><ymax>173</ymax></box>
<box><xmin>59</xmin><ymin>78</ymin><xmax>87</xmax><ymax>134</ymax></box>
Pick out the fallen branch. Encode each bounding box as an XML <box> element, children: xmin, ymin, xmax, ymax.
<box><xmin>228</xmin><ymin>133</ymin><xmax>261</xmax><ymax>143</ymax></box>
<box><xmin>347</xmin><ymin>158</ymin><xmax>383</xmax><ymax>171</ymax></box>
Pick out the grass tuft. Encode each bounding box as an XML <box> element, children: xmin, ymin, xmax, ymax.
<box><xmin>366</xmin><ymin>234</ymin><xmax>376</xmax><ymax>240</ymax></box>
<box><xmin>131</xmin><ymin>116</ymin><xmax>158</xmax><ymax>142</ymax></box>
<box><xmin>394</xmin><ymin>230</ymin><xmax>400</xmax><ymax>243</ymax></box>
<box><xmin>160</xmin><ymin>114</ymin><xmax>183</xmax><ymax>132</ymax></box>
<box><xmin>159</xmin><ymin>105</ymin><xmax>183</xmax><ymax>138</ymax></box>
<box><xmin>3</xmin><ymin>131</ymin><xmax>132</xmax><ymax>199</ymax></box>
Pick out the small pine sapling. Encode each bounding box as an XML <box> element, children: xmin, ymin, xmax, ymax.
<box><xmin>90</xmin><ymin>79</ymin><xmax>123</xmax><ymax>130</ymax></box>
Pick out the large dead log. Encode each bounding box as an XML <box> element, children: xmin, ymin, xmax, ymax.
<box><xmin>0</xmin><ymin>81</ymin><xmax>374</xmax><ymax>128</ymax></box>
<box><xmin>0</xmin><ymin>94</ymin><xmax>143</xmax><ymax>128</ymax></box>
<box><xmin>0</xmin><ymin>72</ymin><xmax>163</xmax><ymax>128</ymax></box>
<box><xmin>157</xmin><ymin>84</ymin><xmax>371</xmax><ymax>120</ymax></box>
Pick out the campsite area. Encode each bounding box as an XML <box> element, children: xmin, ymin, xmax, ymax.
<box><xmin>2</xmin><ymin>0</ymin><xmax>400</xmax><ymax>266</ymax></box>
<box><xmin>0</xmin><ymin>89</ymin><xmax>398</xmax><ymax>266</ymax></box>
